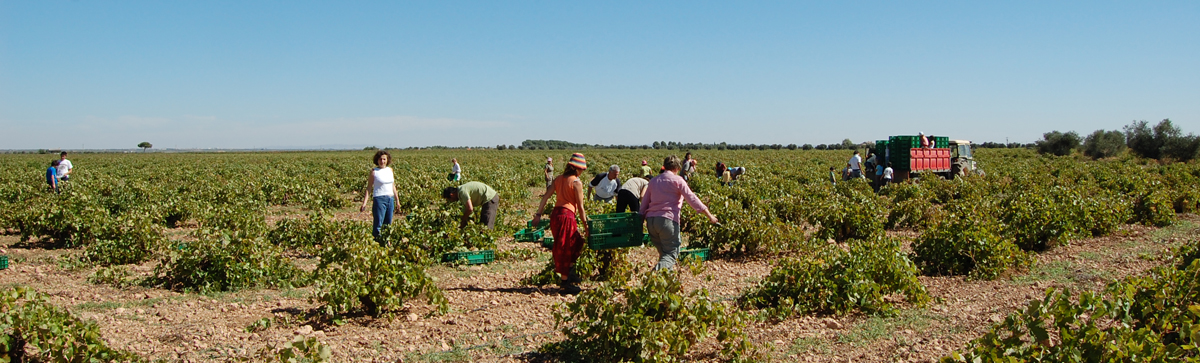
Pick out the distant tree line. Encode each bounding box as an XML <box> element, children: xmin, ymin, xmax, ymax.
<box><xmin>1035</xmin><ymin>119</ymin><xmax>1199</xmax><ymax>161</ymax></box>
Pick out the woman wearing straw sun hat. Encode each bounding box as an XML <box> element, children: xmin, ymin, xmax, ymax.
<box><xmin>533</xmin><ymin>153</ymin><xmax>590</xmax><ymax>294</ymax></box>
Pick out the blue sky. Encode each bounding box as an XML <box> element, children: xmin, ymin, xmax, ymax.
<box><xmin>1</xmin><ymin>1</ymin><xmax>1197</xmax><ymax>149</ymax></box>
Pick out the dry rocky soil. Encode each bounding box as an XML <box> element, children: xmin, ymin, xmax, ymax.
<box><xmin>1</xmin><ymin>194</ymin><xmax>1197</xmax><ymax>362</ymax></box>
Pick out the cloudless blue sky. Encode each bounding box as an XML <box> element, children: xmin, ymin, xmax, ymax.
<box><xmin>2</xmin><ymin>1</ymin><xmax>1197</xmax><ymax>149</ymax></box>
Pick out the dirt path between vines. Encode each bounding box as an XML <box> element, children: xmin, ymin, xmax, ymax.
<box><xmin>0</xmin><ymin>202</ymin><xmax>1196</xmax><ymax>363</ymax></box>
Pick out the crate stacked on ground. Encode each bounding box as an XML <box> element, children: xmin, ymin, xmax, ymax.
<box><xmin>587</xmin><ymin>213</ymin><xmax>645</xmax><ymax>250</ymax></box>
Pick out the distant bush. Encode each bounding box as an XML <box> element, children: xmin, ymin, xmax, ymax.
<box><xmin>1035</xmin><ymin>131</ymin><xmax>1081</xmax><ymax>156</ymax></box>
<box><xmin>1125</xmin><ymin>119</ymin><xmax>1200</xmax><ymax>161</ymax></box>
<box><xmin>1082</xmin><ymin>129</ymin><xmax>1126</xmax><ymax>159</ymax></box>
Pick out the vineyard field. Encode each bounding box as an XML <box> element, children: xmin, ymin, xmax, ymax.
<box><xmin>0</xmin><ymin>149</ymin><xmax>1198</xmax><ymax>362</ymax></box>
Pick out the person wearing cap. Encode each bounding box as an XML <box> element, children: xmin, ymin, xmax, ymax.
<box><xmin>640</xmin><ymin>155</ymin><xmax>719</xmax><ymax>270</ymax></box>
<box><xmin>639</xmin><ymin>160</ymin><xmax>652</xmax><ymax>178</ymax></box>
<box><xmin>534</xmin><ymin>153</ymin><xmax>590</xmax><ymax>294</ymax></box>
<box><xmin>919</xmin><ymin>132</ymin><xmax>931</xmax><ymax>148</ymax></box>
<box><xmin>615</xmin><ymin>176</ymin><xmax>649</xmax><ymax>213</ymax></box>
<box><xmin>442</xmin><ymin>181</ymin><xmax>500</xmax><ymax>229</ymax></box>
<box><xmin>588</xmin><ymin>165</ymin><xmax>621</xmax><ymax>202</ymax></box>
<box><xmin>544</xmin><ymin>157</ymin><xmax>555</xmax><ymax>188</ymax></box>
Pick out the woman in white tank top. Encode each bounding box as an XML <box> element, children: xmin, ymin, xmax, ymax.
<box><xmin>361</xmin><ymin>150</ymin><xmax>399</xmax><ymax>240</ymax></box>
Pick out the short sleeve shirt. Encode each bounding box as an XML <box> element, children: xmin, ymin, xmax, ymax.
<box><xmin>848</xmin><ymin>155</ymin><xmax>862</xmax><ymax>170</ymax></box>
<box><xmin>56</xmin><ymin>159</ymin><xmax>72</xmax><ymax>178</ymax></box>
<box><xmin>457</xmin><ymin>181</ymin><xmax>498</xmax><ymax>207</ymax></box>
<box><xmin>619</xmin><ymin>177</ymin><xmax>649</xmax><ymax>198</ymax></box>
<box><xmin>590</xmin><ymin>173</ymin><xmax>620</xmax><ymax>199</ymax></box>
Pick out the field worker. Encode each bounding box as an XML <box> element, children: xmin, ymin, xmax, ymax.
<box><xmin>616</xmin><ymin>176</ymin><xmax>649</xmax><ymax>213</ymax></box>
<box><xmin>847</xmin><ymin>151</ymin><xmax>863</xmax><ymax>179</ymax></box>
<box><xmin>442</xmin><ymin>181</ymin><xmax>500</xmax><ymax>229</ymax></box>
<box><xmin>46</xmin><ymin>160</ymin><xmax>60</xmax><ymax>193</ymax></box>
<box><xmin>533</xmin><ymin>153</ymin><xmax>590</xmax><ymax>294</ymax></box>
<box><xmin>681</xmin><ymin>152</ymin><xmax>696</xmax><ymax>181</ymax></box>
<box><xmin>56</xmin><ymin>151</ymin><xmax>74</xmax><ymax>183</ymax></box>
<box><xmin>919</xmin><ymin>132</ymin><xmax>930</xmax><ymax>148</ymax></box>
<box><xmin>882</xmin><ymin>163</ymin><xmax>895</xmax><ymax>187</ymax></box>
<box><xmin>874</xmin><ymin>160</ymin><xmax>886</xmax><ymax>191</ymax></box>
<box><xmin>450</xmin><ymin>158</ymin><xmax>462</xmax><ymax>181</ymax></box>
<box><xmin>828</xmin><ymin>166</ymin><xmax>837</xmax><ymax>185</ymax></box>
<box><xmin>864</xmin><ymin>152</ymin><xmax>877</xmax><ymax>173</ymax></box>
<box><xmin>721</xmin><ymin>168</ymin><xmax>732</xmax><ymax>186</ymax></box>
<box><xmin>588</xmin><ymin>165</ymin><xmax>621</xmax><ymax>202</ymax></box>
<box><xmin>640</xmin><ymin>155</ymin><xmax>720</xmax><ymax>270</ymax></box>
<box><xmin>544</xmin><ymin>157</ymin><xmax>555</xmax><ymax>188</ymax></box>
<box><xmin>728</xmin><ymin>166</ymin><xmax>746</xmax><ymax>182</ymax></box>
<box><xmin>640</xmin><ymin>160</ymin><xmax>653</xmax><ymax>178</ymax></box>
<box><xmin>360</xmin><ymin>151</ymin><xmax>399</xmax><ymax>239</ymax></box>
<box><xmin>715</xmin><ymin>162</ymin><xmax>727</xmax><ymax>179</ymax></box>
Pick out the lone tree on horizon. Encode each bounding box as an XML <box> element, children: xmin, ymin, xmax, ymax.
<box><xmin>138</xmin><ymin>142</ymin><xmax>153</xmax><ymax>152</ymax></box>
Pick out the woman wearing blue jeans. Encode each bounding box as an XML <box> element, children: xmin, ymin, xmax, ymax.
<box><xmin>360</xmin><ymin>150</ymin><xmax>399</xmax><ymax>240</ymax></box>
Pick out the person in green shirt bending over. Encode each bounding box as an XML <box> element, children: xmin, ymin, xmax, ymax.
<box><xmin>442</xmin><ymin>181</ymin><xmax>500</xmax><ymax>229</ymax></box>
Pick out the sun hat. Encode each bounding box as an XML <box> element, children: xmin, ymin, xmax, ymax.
<box><xmin>641</xmin><ymin>160</ymin><xmax>647</xmax><ymax>165</ymax></box>
<box><xmin>547</xmin><ymin>157</ymin><xmax>552</xmax><ymax>162</ymax></box>
<box><xmin>568</xmin><ymin>153</ymin><xmax>587</xmax><ymax>170</ymax></box>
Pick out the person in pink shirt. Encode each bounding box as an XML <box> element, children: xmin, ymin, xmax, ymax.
<box><xmin>639</xmin><ymin>155</ymin><xmax>720</xmax><ymax>270</ymax></box>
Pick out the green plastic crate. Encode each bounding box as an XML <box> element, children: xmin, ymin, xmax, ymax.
<box><xmin>0</xmin><ymin>256</ymin><xmax>7</xmax><ymax>270</ymax></box>
<box><xmin>588</xmin><ymin>232</ymin><xmax>645</xmax><ymax>250</ymax></box>
<box><xmin>680</xmin><ymin>248</ymin><xmax>710</xmax><ymax>261</ymax></box>
<box><xmin>442</xmin><ymin>250</ymin><xmax>495</xmax><ymax>265</ymax></box>
<box><xmin>542</xmin><ymin>236</ymin><xmax>554</xmax><ymax>249</ymax></box>
<box><xmin>513</xmin><ymin>228</ymin><xmax>544</xmax><ymax>242</ymax></box>
<box><xmin>527</xmin><ymin>219</ymin><xmax>550</xmax><ymax>229</ymax></box>
<box><xmin>587</xmin><ymin>213</ymin><xmax>642</xmax><ymax>235</ymax></box>
<box><xmin>642</xmin><ymin>234</ymin><xmax>652</xmax><ymax>244</ymax></box>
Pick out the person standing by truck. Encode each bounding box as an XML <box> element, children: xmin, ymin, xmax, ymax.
<box><xmin>847</xmin><ymin>151</ymin><xmax>863</xmax><ymax>179</ymax></box>
<box><xmin>640</xmin><ymin>155</ymin><xmax>720</xmax><ymax>270</ymax></box>
<box><xmin>882</xmin><ymin>163</ymin><xmax>895</xmax><ymax>187</ymax></box>
<box><xmin>533</xmin><ymin>153</ymin><xmax>590</xmax><ymax>294</ymax></box>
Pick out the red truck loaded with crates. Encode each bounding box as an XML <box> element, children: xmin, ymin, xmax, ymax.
<box><xmin>874</xmin><ymin>135</ymin><xmax>980</xmax><ymax>182</ymax></box>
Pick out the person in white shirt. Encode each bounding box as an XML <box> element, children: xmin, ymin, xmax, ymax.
<box><xmin>882</xmin><ymin>163</ymin><xmax>895</xmax><ymax>187</ymax></box>
<box><xmin>450</xmin><ymin>158</ymin><xmax>462</xmax><ymax>181</ymax></box>
<box><xmin>588</xmin><ymin>165</ymin><xmax>621</xmax><ymax>202</ymax></box>
<box><xmin>56</xmin><ymin>151</ymin><xmax>73</xmax><ymax>182</ymax></box>
<box><xmin>361</xmin><ymin>151</ymin><xmax>399</xmax><ymax>240</ymax></box>
<box><xmin>847</xmin><ymin>151</ymin><xmax>863</xmax><ymax>179</ymax></box>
